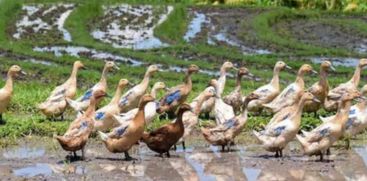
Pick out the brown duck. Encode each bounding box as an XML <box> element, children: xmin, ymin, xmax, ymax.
<box><xmin>157</xmin><ymin>64</ymin><xmax>199</xmax><ymax>114</ymax></box>
<box><xmin>55</xmin><ymin>90</ymin><xmax>107</xmax><ymax>160</ymax></box>
<box><xmin>141</xmin><ymin>104</ymin><xmax>191</xmax><ymax>157</ymax></box>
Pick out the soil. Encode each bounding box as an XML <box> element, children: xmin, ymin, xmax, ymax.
<box><xmin>2</xmin><ymin>135</ymin><xmax>367</xmax><ymax>180</ymax></box>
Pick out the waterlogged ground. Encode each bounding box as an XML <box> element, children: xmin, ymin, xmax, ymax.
<box><xmin>2</xmin><ymin>135</ymin><xmax>367</xmax><ymax>180</ymax></box>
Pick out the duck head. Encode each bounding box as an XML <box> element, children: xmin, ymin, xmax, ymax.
<box><xmin>178</xmin><ymin>103</ymin><xmax>192</xmax><ymax>114</ymax></box>
<box><xmin>358</xmin><ymin>59</ymin><xmax>367</xmax><ymax>69</ymax></box>
<box><xmin>93</xmin><ymin>90</ymin><xmax>108</xmax><ymax>101</ymax></box>
<box><xmin>8</xmin><ymin>65</ymin><xmax>26</xmax><ymax>77</ymax></box>
<box><xmin>74</xmin><ymin>61</ymin><xmax>85</xmax><ymax>70</ymax></box>
<box><xmin>238</xmin><ymin>67</ymin><xmax>254</xmax><ymax>78</ymax></box>
<box><xmin>340</xmin><ymin>90</ymin><xmax>363</xmax><ymax>103</ymax></box>
<box><xmin>187</xmin><ymin>64</ymin><xmax>199</xmax><ymax>74</ymax></box>
<box><xmin>208</xmin><ymin>79</ymin><xmax>218</xmax><ymax>88</ymax></box>
<box><xmin>221</xmin><ymin>61</ymin><xmax>237</xmax><ymax>71</ymax></box>
<box><xmin>146</xmin><ymin>64</ymin><xmax>159</xmax><ymax>75</ymax></box>
<box><xmin>203</xmin><ymin>86</ymin><xmax>216</xmax><ymax>98</ymax></box>
<box><xmin>321</xmin><ymin>60</ymin><xmax>335</xmax><ymax>72</ymax></box>
<box><xmin>118</xmin><ymin>79</ymin><xmax>129</xmax><ymax>88</ymax></box>
<box><xmin>153</xmin><ymin>82</ymin><xmax>166</xmax><ymax>91</ymax></box>
<box><xmin>299</xmin><ymin>64</ymin><xmax>317</xmax><ymax>75</ymax></box>
<box><xmin>301</xmin><ymin>91</ymin><xmax>320</xmax><ymax>103</ymax></box>
<box><xmin>104</xmin><ymin>61</ymin><xmax>120</xmax><ymax>71</ymax></box>
<box><xmin>138</xmin><ymin>94</ymin><xmax>155</xmax><ymax>109</ymax></box>
<box><xmin>245</xmin><ymin>93</ymin><xmax>260</xmax><ymax>102</ymax></box>
<box><xmin>275</xmin><ymin>61</ymin><xmax>291</xmax><ymax>71</ymax></box>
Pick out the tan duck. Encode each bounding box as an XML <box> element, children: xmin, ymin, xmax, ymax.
<box><xmin>141</xmin><ymin>104</ymin><xmax>191</xmax><ymax>157</ymax></box>
<box><xmin>94</xmin><ymin>79</ymin><xmax>129</xmax><ymax>131</ymax></box>
<box><xmin>303</xmin><ymin>61</ymin><xmax>335</xmax><ymax>116</ymax></box>
<box><xmin>223</xmin><ymin>67</ymin><xmax>254</xmax><ymax>114</ymax></box>
<box><xmin>38</xmin><ymin>61</ymin><xmax>85</xmax><ymax>120</ymax></box>
<box><xmin>201</xmin><ymin>93</ymin><xmax>259</xmax><ymax>151</ymax></box>
<box><xmin>175</xmin><ymin>86</ymin><xmax>216</xmax><ymax>150</ymax></box>
<box><xmin>113</xmin><ymin>82</ymin><xmax>167</xmax><ymax>126</ymax></box>
<box><xmin>157</xmin><ymin>64</ymin><xmax>199</xmax><ymax>114</ymax></box>
<box><xmin>67</xmin><ymin>61</ymin><xmax>119</xmax><ymax>111</ymax></box>
<box><xmin>247</xmin><ymin>61</ymin><xmax>291</xmax><ymax>114</ymax></box>
<box><xmin>55</xmin><ymin>90</ymin><xmax>107</xmax><ymax>160</ymax></box>
<box><xmin>264</xmin><ymin>64</ymin><xmax>316</xmax><ymax>113</ymax></box>
<box><xmin>324</xmin><ymin>59</ymin><xmax>367</xmax><ymax>112</ymax></box>
<box><xmin>253</xmin><ymin>92</ymin><xmax>319</xmax><ymax>157</ymax></box>
<box><xmin>98</xmin><ymin>95</ymin><xmax>155</xmax><ymax>160</ymax></box>
<box><xmin>296</xmin><ymin>90</ymin><xmax>362</xmax><ymax>161</ymax></box>
<box><xmin>0</xmin><ymin>65</ymin><xmax>26</xmax><ymax>124</ymax></box>
<box><xmin>196</xmin><ymin>61</ymin><xmax>236</xmax><ymax>115</ymax></box>
<box><xmin>119</xmin><ymin>65</ymin><xmax>159</xmax><ymax>113</ymax></box>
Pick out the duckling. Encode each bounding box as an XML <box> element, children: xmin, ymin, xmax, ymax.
<box><xmin>324</xmin><ymin>58</ymin><xmax>367</xmax><ymax>112</ymax></box>
<box><xmin>119</xmin><ymin>65</ymin><xmax>159</xmax><ymax>113</ymax></box>
<box><xmin>67</xmin><ymin>61</ymin><xmax>119</xmax><ymax>111</ymax></box>
<box><xmin>201</xmin><ymin>93</ymin><xmax>259</xmax><ymax>152</ymax></box>
<box><xmin>303</xmin><ymin>61</ymin><xmax>335</xmax><ymax>116</ymax></box>
<box><xmin>223</xmin><ymin>67</ymin><xmax>254</xmax><ymax>114</ymax></box>
<box><xmin>157</xmin><ymin>64</ymin><xmax>199</xmax><ymax>114</ymax></box>
<box><xmin>247</xmin><ymin>61</ymin><xmax>291</xmax><ymax>114</ymax></box>
<box><xmin>253</xmin><ymin>92</ymin><xmax>320</xmax><ymax>157</ymax></box>
<box><xmin>38</xmin><ymin>61</ymin><xmax>85</xmax><ymax>120</ymax></box>
<box><xmin>175</xmin><ymin>86</ymin><xmax>216</xmax><ymax>150</ymax></box>
<box><xmin>196</xmin><ymin>61</ymin><xmax>236</xmax><ymax>115</ymax></box>
<box><xmin>264</xmin><ymin>64</ymin><xmax>316</xmax><ymax>113</ymax></box>
<box><xmin>113</xmin><ymin>82</ymin><xmax>167</xmax><ymax>126</ymax></box>
<box><xmin>141</xmin><ymin>104</ymin><xmax>191</xmax><ymax>157</ymax></box>
<box><xmin>0</xmin><ymin>65</ymin><xmax>26</xmax><ymax>124</ymax></box>
<box><xmin>98</xmin><ymin>95</ymin><xmax>155</xmax><ymax>160</ymax></box>
<box><xmin>94</xmin><ymin>79</ymin><xmax>129</xmax><ymax>131</ymax></box>
<box><xmin>296</xmin><ymin>91</ymin><xmax>362</xmax><ymax>161</ymax></box>
<box><xmin>55</xmin><ymin>90</ymin><xmax>107</xmax><ymax>160</ymax></box>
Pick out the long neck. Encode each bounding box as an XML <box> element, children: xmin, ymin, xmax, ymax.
<box><xmin>4</xmin><ymin>73</ymin><xmax>14</xmax><ymax>92</ymax></box>
<box><xmin>135</xmin><ymin>102</ymin><xmax>147</xmax><ymax>124</ymax></box>
<box><xmin>336</xmin><ymin>100</ymin><xmax>353</xmax><ymax>124</ymax></box>
<box><xmin>85</xmin><ymin>97</ymin><xmax>97</xmax><ymax>117</ymax></box>
<box><xmin>175</xmin><ymin>109</ymin><xmax>185</xmax><ymax>127</ymax></box>
<box><xmin>193</xmin><ymin>94</ymin><xmax>208</xmax><ymax>115</ymax></box>
<box><xmin>270</xmin><ymin>68</ymin><xmax>280</xmax><ymax>89</ymax></box>
<box><xmin>68</xmin><ymin>65</ymin><xmax>79</xmax><ymax>82</ymax></box>
<box><xmin>295</xmin><ymin>70</ymin><xmax>305</xmax><ymax>89</ymax></box>
<box><xmin>140</xmin><ymin>71</ymin><xmax>152</xmax><ymax>89</ymax></box>
<box><xmin>99</xmin><ymin>66</ymin><xmax>109</xmax><ymax>84</ymax></box>
<box><xmin>349</xmin><ymin>65</ymin><xmax>361</xmax><ymax>86</ymax></box>
<box><xmin>184</xmin><ymin>72</ymin><xmax>193</xmax><ymax>89</ymax></box>
<box><xmin>319</xmin><ymin>68</ymin><xmax>328</xmax><ymax>87</ymax></box>
<box><xmin>234</xmin><ymin>74</ymin><xmax>243</xmax><ymax>92</ymax></box>
<box><xmin>240</xmin><ymin>98</ymin><xmax>253</xmax><ymax>118</ymax></box>
<box><xmin>150</xmin><ymin>87</ymin><xmax>160</xmax><ymax>99</ymax></box>
<box><xmin>217</xmin><ymin>67</ymin><xmax>227</xmax><ymax>96</ymax></box>
<box><xmin>294</xmin><ymin>98</ymin><xmax>307</xmax><ymax>118</ymax></box>
<box><xmin>111</xmin><ymin>85</ymin><xmax>124</xmax><ymax>104</ymax></box>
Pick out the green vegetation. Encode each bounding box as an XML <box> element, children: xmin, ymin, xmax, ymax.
<box><xmin>0</xmin><ymin>0</ymin><xmax>366</xmax><ymax>146</ymax></box>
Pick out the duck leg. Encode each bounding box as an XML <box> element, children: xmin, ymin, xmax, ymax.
<box><xmin>73</xmin><ymin>151</ymin><xmax>77</xmax><ymax>158</ymax></box>
<box><xmin>319</xmin><ymin>153</ymin><xmax>324</xmax><ymax>162</ymax></box>
<box><xmin>275</xmin><ymin>151</ymin><xmax>279</xmax><ymax>157</ymax></box>
<box><xmin>166</xmin><ymin>151</ymin><xmax>171</xmax><ymax>158</ymax></box>
<box><xmin>346</xmin><ymin>139</ymin><xmax>351</xmax><ymax>150</ymax></box>
<box><xmin>221</xmin><ymin>145</ymin><xmax>225</xmax><ymax>152</ymax></box>
<box><xmin>173</xmin><ymin>144</ymin><xmax>177</xmax><ymax>150</ymax></box>
<box><xmin>313</xmin><ymin>111</ymin><xmax>318</xmax><ymax>118</ymax></box>
<box><xmin>227</xmin><ymin>142</ymin><xmax>231</xmax><ymax>152</ymax></box>
<box><xmin>60</xmin><ymin>113</ymin><xmax>64</xmax><ymax>121</ymax></box>
<box><xmin>326</xmin><ymin>148</ymin><xmax>331</xmax><ymax>155</ymax></box>
<box><xmin>0</xmin><ymin>114</ymin><xmax>4</xmax><ymax>125</ymax></box>
<box><xmin>124</xmin><ymin>151</ymin><xmax>136</xmax><ymax>161</ymax></box>
<box><xmin>81</xmin><ymin>147</ymin><xmax>85</xmax><ymax>160</ymax></box>
<box><xmin>279</xmin><ymin>149</ymin><xmax>283</xmax><ymax>157</ymax></box>
<box><xmin>182</xmin><ymin>141</ymin><xmax>186</xmax><ymax>150</ymax></box>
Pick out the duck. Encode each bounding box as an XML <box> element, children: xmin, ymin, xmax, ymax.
<box><xmin>223</xmin><ymin>67</ymin><xmax>254</xmax><ymax>114</ymax></box>
<box><xmin>253</xmin><ymin>92</ymin><xmax>319</xmax><ymax>157</ymax></box>
<box><xmin>119</xmin><ymin>65</ymin><xmax>159</xmax><ymax>113</ymax></box>
<box><xmin>210</xmin><ymin>79</ymin><xmax>235</xmax><ymax>125</ymax></box>
<box><xmin>296</xmin><ymin>90</ymin><xmax>362</xmax><ymax>161</ymax></box>
<box><xmin>98</xmin><ymin>95</ymin><xmax>155</xmax><ymax>160</ymax></box>
<box><xmin>263</xmin><ymin>64</ymin><xmax>316</xmax><ymax>113</ymax></box>
<box><xmin>157</xmin><ymin>64</ymin><xmax>199</xmax><ymax>114</ymax></box>
<box><xmin>113</xmin><ymin>82</ymin><xmax>167</xmax><ymax>126</ymax></box>
<box><xmin>67</xmin><ymin>61</ymin><xmax>119</xmax><ymax>111</ymax></box>
<box><xmin>196</xmin><ymin>61</ymin><xmax>236</xmax><ymax>115</ymax></box>
<box><xmin>38</xmin><ymin>61</ymin><xmax>85</xmax><ymax>120</ymax></box>
<box><xmin>0</xmin><ymin>65</ymin><xmax>26</xmax><ymax>124</ymax></box>
<box><xmin>247</xmin><ymin>61</ymin><xmax>291</xmax><ymax>114</ymax></box>
<box><xmin>141</xmin><ymin>104</ymin><xmax>191</xmax><ymax>157</ymax></box>
<box><xmin>175</xmin><ymin>86</ymin><xmax>216</xmax><ymax>150</ymax></box>
<box><xmin>94</xmin><ymin>79</ymin><xmax>129</xmax><ymax>131</ymax></box>
<box><xmin>324</xmin><ymin>58</ymin><xmax>367</xmax><ymax>112</ymax></box>
<box><xmin>201</xmin><ymin>93</ymin><xmax>259</xmax><ymax>152</ymax></box>
<box><xmin>303</xmin><ymin>61</ymin><xmax>335</xmax><ymax>116</ymax></box>
<box><xmin>55</xmin><ymin>90</ymin><xmax>107</xmax><ymax>160</ymax></box>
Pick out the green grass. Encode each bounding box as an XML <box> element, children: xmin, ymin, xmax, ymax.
<box><xmin>0</xmin><ymin>0</ymin><xmax>367</xmax><ymax>146</ymax></box>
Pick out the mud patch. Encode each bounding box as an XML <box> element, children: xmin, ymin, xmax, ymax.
<box><xmin>12</xmin><ymin>4</ymin><xmax>75</xmax><ymax>41</ymax></box>
<box><xmin>0</xmin><ymin>49</ymin><xmax>54</xmax><ymax>66</ymax></box>
<box><xmin>91</xmin><ymin>5</ymin><xmax>173</xmax><ymax>49</ymax></box>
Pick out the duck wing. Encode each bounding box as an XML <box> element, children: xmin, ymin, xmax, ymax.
<box><xmin>252</xmin><ymin>84</ymin><xmax>274</xmax><ymax>99</ymax></box>
<box><xmin>109</xmin><ymin>124</ymin><xmax>129</xmax><ymax>139</ymax></box>
<box><xmin>307</xmin><ymin>126</ymin><xmax>331</xmax><ymax>142</ymax></box>
<box><xmin>160</xmin><ymin>89</ymin><xmax>182</xmax><ymax>106</ymax></box>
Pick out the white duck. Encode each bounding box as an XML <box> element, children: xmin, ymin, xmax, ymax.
<box><xmin>67</xmin><ymin>61</ymin><xmax>119</xmax><ymax>111</ymax></box>
<box><xmin>118</xmin><ymin>65</ymin><xmax>159</xmax><ymax>113</ymax></box>
<box><xmin>264</xmin><ymin>64</ymin><xmax>316</xmax><ymax>113</ymax></box>
<box><xmin>210</xmin><ymin>78</ymin><xmax>235</xmax><ymax>125</ymax></box>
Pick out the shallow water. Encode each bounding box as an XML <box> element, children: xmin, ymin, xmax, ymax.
<box><xmin>3</xmin><ymin>146</ymin><xmax>45</xmax><ymax>159</ymax></box>
<box><xmin>13</xmin><ymin>163</ymin><xmax>52</xmax><ymax>177</ymax></box>
<box><xmin>310</xmin><ymin>57</ymin><xmax>360</xmax><ymax>67</ymax></box>
<box><xmin>184</xmin><ymin>12</ymin><xmax>209</xmax><ymax>42</ymax></box>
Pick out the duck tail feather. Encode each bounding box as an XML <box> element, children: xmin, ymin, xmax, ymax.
<box><xmin>98</xmin><ymin>131</ymin><xmax>108</xmax><ymax>142</ymax></box>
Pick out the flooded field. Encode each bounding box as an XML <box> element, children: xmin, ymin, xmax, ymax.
<box><xmin>2</xmin><ymin>136</ymin><xmax>367</xmax><ymax>180</ymax></box>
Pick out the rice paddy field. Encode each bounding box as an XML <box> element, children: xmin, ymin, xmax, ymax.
<box><xmin>1</xmin><ymin>0</ymin><xmax>367</xmax><ymax>180</ymax></box>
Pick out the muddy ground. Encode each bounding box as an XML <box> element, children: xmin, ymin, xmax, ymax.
<box><xmin>1</xmin><ymin>135</ymin><xmax>367</xmax><ymax>180</ymax></box>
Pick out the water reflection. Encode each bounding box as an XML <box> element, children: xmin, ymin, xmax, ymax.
<box><xmin>13</xmin><ymin>163</ymin><xmax>53</xmax><ymax>177</ymax></box>
<box><xmin>3</xmin><ymin>146</ymin><xmax>45</xmax><ymax>159</ymax></box>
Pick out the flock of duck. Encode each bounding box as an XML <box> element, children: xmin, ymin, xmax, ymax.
<box><xmin>1</xmin><ymin>59</ymin><xmax>367</xmax><ymax>162</ymax></box>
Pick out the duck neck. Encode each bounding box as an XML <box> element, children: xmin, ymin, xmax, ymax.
<box><xmin>184</xmin><ymin>71</ymin><xmax>193</xmax><ymax>90</ymax></box>
<box><xmin>218</xmin><ymin>67</ymin><xmax>227</xmax><ymax>96</ymax></box>
<box><xmin>99</xmin><ymin>66</ymin><xmax>109</xmax><ymax>86</ymax></box>
<box><xmin>295</xmin><ymin>70</ymin><xmax>305</xmax><ymax>89</ymax></box>
<box><xmin>357</xmin><ymin>100</ymin><xmax>367</xmax><ymax>110</ymax></box>
<box><xmin>4</xmin><ymin>72</ymin><xmax>14</xmax><ymax>92</ymax></box>
<box><xmin>111</xmin><ymin>85</ymin><xmax>124</xmax><ymax>104</ymax></box>
<box><xmin>85</xmin><ymin>97</ymin><xmax>98</xmax><ymax>118</ymax></box>
<box><xmin>294</xmin><ymin>98</ymin><xmax>307</xmax><ymax>118</ymax></box>
<box><xmin>319</xmin><ymin>68</ymin><xmax>328</xmax><ymax>87</ymax></box>
<box><xmin>349</xmin><ymin>65</ymin><xmax>362</xmax><ymax>86</ymax></box>
<box><xmin>140</xmin><ymin>71</ymin><xmax>152</xmax><ymax>90</ymax></box>
<box><xmin>135</xmin><ymin>102</ymin><xmax>148</xmax><ymax>124</ymax></box>
<box><xmin>175</xmin><ymin>109</ymin><xmax>185</xmax><ymax>128</ymax></box>
<box><xmin>193</xmin><ymin>94</ymin><xmax>208</xmax><ymax>115</ymax></box>
<box><xmin>68</xmin><ymin>65</ymin><xmax>79</xmax><ymax>83</ymax></box>
<box><xmin>240</xmin><ymin>97</ymin><xmax>252</xmax><ymax>118</ymax></box>
<box><xmin>270</xmin><ymin>67</ymin><xmax>280</xmax><ymax>90</ymax></box>
<box><xmin>234</xmin><ymin>74</ymin><xmax>243</xmax><ymax>92</ymax></box>
<box><xmin>336</xmin><ymin>100</ymin><xmax>353</xmax><ymax>124</ymax></box>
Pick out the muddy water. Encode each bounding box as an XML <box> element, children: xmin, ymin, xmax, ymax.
<box><xmin>310</xmin><ymin>57</ymin><xmax>360</xmax><ymax>67</ymax></box>
<box><xmin>2</xmin><ymin>136</ymin><xmax>367</xmax><ymax>180</ymax></box>
<box><xmin>0</xmin><ymin>49</ymin><xmax>54</xmax><ymax>66</ymax></box>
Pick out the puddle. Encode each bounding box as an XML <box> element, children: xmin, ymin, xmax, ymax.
<box><xmin>3</xmin><ymin>146</ymin><xmax>45</xmax><ymax>159</ymax></box>
<box><xmin>184</xmin><ymin>12</ymin><xmax>209</xmax><ymax>42</ymax></box>
<box><xmin>243</xmin><ymin>168</ymin><xmax>261</xmax><ymax>181</ymax></box>
<box><xmin>13</xmin><ymin>4</ymin><xmax>75</xmax><ymax>41</ymax></box>
<box><xmin>356</xmin><ymin>43</ymin><xmax>367</xmax><ymax>54</ymax></box>
<box><xmin>310</xmin><ymin>57</ymin><xmax>360</xmax><ymax>67</ymax></box>
<box><xmin>13</xmin><ymin>163</ymin><xmax>52</xmax><ymax>177</ymax></box>
<box><xmin>91</xmin><ymin>5</ymin><xmax>173</xmax><ymax>49</ymax></box>
<box><xmin>185</xmin><ymin>154</ymin><xmax>216</xmax><ymax>181</ymax></box>
<box><xmin>0</xmin><ymin>49</ymin><xmax>54</xmax><ymax>66</ymax></box>
<box><xmin>355</xmin><ymin>147</ymin><xmax>367</xmax><ymax>165</ymax></box>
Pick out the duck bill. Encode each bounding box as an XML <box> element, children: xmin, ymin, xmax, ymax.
<box><xmin>20</xmin><ymin>70</ymin><xmax>27</xmax><ymax>75</ymax></box>
<box><xmin>285</xmin><ymin>65</ymin><xmax>292</xmax><ymax>70</ymax></box>
<box><xmin>232</xmin><ymin>67</ymin><xmax>239</xmax><ymax>71</ymax></box>
<box><xmin>355</xmin><ymin>96</ymin><xmax>367</xmax><ymax>102</ymax></box>
<box><xmin>113</xmin><ymin>64</ymin><xmax>120</xmax><ymax>70</ymax></box>
<box><xmin>330</xmin><ymin>65</ymin><xmax>336</xmax><ymax>72</ymax></box>
<box><xmin>312</xmin><ymin>98</ymin><xmax>321</xmax><ymax>103</ymax></box>
<box><xmin>164</xmin><ymin>87</ymin><xmax>170</xmax><ymax>91</ymax></box>
<box><xmin>311</xmin><ymin>70</ymin><xmax>318</xmax><ymax>75</ymax></box>
<box><xmin>128</xmin><ymin>82</ymin><xmax>135</xmax><ymax>88</ymax></box>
